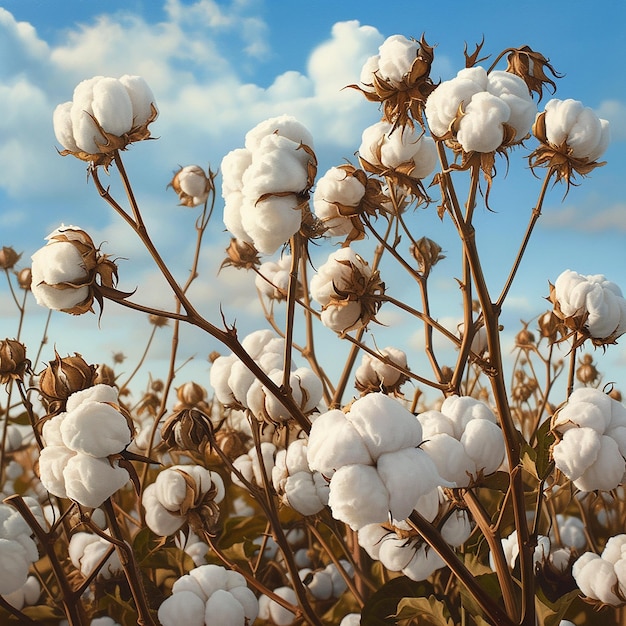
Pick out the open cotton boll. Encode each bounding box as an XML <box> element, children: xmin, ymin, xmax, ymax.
<box><xmin>402</xmin><ymin>544</ymin><xmax>446</xmax><ymax>582</ymax></box>
<box><xmin>552</xmin><ymin>387</ymin><xmax>613</xmax><ymax>434</ymax></box>
<box><xmin>344</xmin><ymin>392</ymin><xmax>423</xmax><ymax>460</ymax></box>
<box><xmin>258</xmin><ymin>586</ymin><xmax>298</xmax><ymax>626</ymax></box>
<box><xmin>221</xmin><ymin>148</ymin><xmax>252</xmax><ymax>196</ymax></box>
<box><xmin>552</xmin><ymin>427</ymin><xmax>601</xmax><ymax>482</ymax></box>
<box><xmin>441</xmin><ymin>509</ymin><xmax>473</xmax><ymax>546</ymax></box>
<box><xmin>457</xmin><ymin>92</ymin><xmax>509</xmax><ymax>153</ymax></box>
<box><xmin>37</xmin><ymin>445</ymin><xmax>75</xmax><ymax>498</ymax></box>
<box><xmin>60</xmin><ymin>402</ymin><xmax>131</xmax><ymax>457</ymax></box>
<box><xmin>570</xmin><ymin>435</ymin><xmax>625</xmax><ymax>492</ymax></box>
<box><xmin>244</xmin><ymin>115</ymin><xmax>314</xmax><ymax>153</ymax></box>
<box><xmin>377</xmin><ymin>34</ymin><xmax>420</xmax><ymax>85</ymax></box>
<box><xmin>601</xmin><ymin>535</ymin><xmax>626</xmax><ymax>565</ymax></box>
<box><xmin>460</xmin><ymin>418</ymin><xmax>505</xmax><ymax>477</ymax></box>
<box><xmin>573</xmin><ymin>553</ymin><xmax>621</xmax><ymax>606</ymax></box>
<box><xmin>158</xmin><ymin>590</ymin><xmax>206</xmax><ymax>626</ymax></box>
<box><xmin>0</xmin><ymin>538</ymin><xmax>32</xmax><ymax>595</ymax></box>
<box><xmin>118</xmin><ymin>74</ymin><xmax>156</xmax><ymax>127</ymax></box>
<box><xmin>240</xmin><ymin>194</ymin><xmax>303</xmax><ymax>255</ymax></box>
<box><xmin>69</xmin><ymin>532</ymin><xmax>123</xmax><ymax>579</ymax></box>
<box><xmin>66</xmin><ymin>384</ymin><xmax>119</xmax><ymax>411</ymax></box>
<box><xmin>143</xmin><ymin>484</ymin><xmax>185</xmax><ymax>536</ymax></box>
<box><xmin>439</xmin><ymin>395</ymin><xmax>498</xmax><ymax>437</ymax></box>
<box><xmin>91</xmin><ymin>77</ymin><xmax>134</xmax><ymax>137</ymax></box>
<box><xmin>70</xmin><ymin>76</ymin><xmax>106</xmax><ymax>154</ymax></box>
<box><xmin>63</xmin><ymin>454</ymin><xmax>130</xmax><ymax>508</ymax></box>
<box><xmin>419</xmin><ymin>433</ymin><xmax>476</xmax><ymax>487</ymax></box>
<box><xmin>204</xmin><ymin>589</ymin><xmax>246</xmax><ymax>626</ymax></box>
<box><xmin>1</xmin><ymin>576</ymin><xmax>40</xmax><ymax>611</ymax></box>
<box><xmin>53</xmin><ymin>102</ymin><xmax>79</xmax><ymax>152</ymax></box>
<box><xmin>328</xmin><ymin>464</ymin><xmax>390</xmax><ymax>530</ymax></box>
<box><xmin>255</xmin><ymin>255</ymin><xmax>293</xmax><ymax>299</ymax></box>
<box><xmin>307</xmin><ymin>409</ymin><xmax>373</xmax><ymax>477</ymax></box>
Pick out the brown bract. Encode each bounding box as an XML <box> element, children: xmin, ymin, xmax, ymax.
<box><xmin>173</xmin><ymin>468</ymin><xmax>222</xmax><ymax>535</ymax></box>
<box><xmin>38</xmin><ymin>352</ymin><xmax>96</xmax><ymax>413</ymax></box>
<box><xmin>220</xmin><ymin>238</ymin><xmax>261</xmax><ymax>271</ymax></box>
<box><xmin>0</xmin><ymin>339</ymin><xmax>30</xmax><ymax>384</ymax></box>
<box><xmin>161</xmin><ymin>408</ymin><xmax>214</xmax><ymax>455</ymax></box>
<box><xmin>505</xmin><ymin>46</ymin><xmax>561</xmax><ymax>101</ymax></box>
<box><xmin>0</xmin><ymin>246</ymin><xmax>21</xmax><ymax>270</ymax></box>
<box><xmin>529</xmin><ymin>112</ymin><xmax>606</xmax><ymax>190</ymax></box>
<box><xmin>410</xmin><ymin>236</ymin><xmax>445</xmax><ymax>277</ymax></box>
<box><xmin>58</xmin><ymin>104</ymin><xmax>158</xmax><ymax>169</ymax></box>
<box><xmin>349</xmin><ymin>35</ymin><xmax>436</xmax><ymax>130</ymax></box>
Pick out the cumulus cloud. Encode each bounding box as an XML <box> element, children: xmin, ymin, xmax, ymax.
<box><xmin>541</xmin><ymin>202</ymin><xmax>626</xmax><ymax>233</ymax></box>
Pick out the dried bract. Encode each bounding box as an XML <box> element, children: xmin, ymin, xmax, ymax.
<box><xmin>505</xmin><ymin>46</ymin><xmax>561</xmax><ymax>101</ymax></box>
<box><xmin>38</xmin><ymin>352</ymin><xmax>96</xmax><ymax>412</ymax></box>
<box><xmin>410</xmin><ymin>237</ymin><xmax>445</xmax><ymax>277</ymax></box>
<box><xmin>220</xmin><ymin>238</ymin><xmax>261</xmax><ymax>271</ymax></box>
<box><xmin>0</xmin><ymin>246</ymin><xmax>21</xmax><ymax>270</ymax></box>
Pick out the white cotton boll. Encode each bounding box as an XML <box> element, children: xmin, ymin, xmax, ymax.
<box><xmin>0</xmin><ymin>538</ymin><xmax>31</xmax><ymax>595</ymax></box>
<box><xmin>553</xmin><ymin>515</ymin><xmax>586</xmax><ymax>551</ymax></box>
<box><xmin>321</xmin><ymin>302</ymin><xmax>364</xmax><ymax>333</ymax></box>
<box><xmin>460</xmin><ymin>418</ymin><xmax>505</xmax><ymax>477</ymax></box>
<box><xmin>221</xmin><ymin>148</ymin><xmax>252</xmax><ymax>196</ymax></box>
<box><xmin>328</xmin><ymin>464</ymin><xmax>390</xmax><ymax>530</ymax></box>
<box><xmin>301</xmin><ymin>568</ymin><xmax>333</xmax><ymax>600</ymax></box>
<box><xmin>90</xmin><ymin>77</ymin><xmax>133</xmax><ymax>137</ymax></box>
<box><xmin>60</xmin><ymin>402</ymin><xmax>131</xmax><ymax>457</ymax></box>
<box><xmin>358</xmin><ymin>121</ymin><xmax>391</xmax><ymax>167</ymax></box>
<box><xmin>38</xmin><ymin>445</ymin><xmax>75</xmax><ymax>498</ymax></box>
<box><xmin>143</xmin><ymin>484</ymin><xmax>184</xmax><ymax>536</ymax></box>
<box><xmin>378</xmin><ymin>535</ymin><xmax>416</xmax><ymax>570</ymax></box>
<box><xmin>307</xmin><ymin>409</ymin><xmax>373</xmax><ymax>477</ymax></box>
<box><xmin>417</xmin><ymin>410</ymin><xmax>455</xmax><ymax>438</ymax></box>
<box><xmin>63</xmin><ymin>454</ymin><xmax>130</xmax><ymax>508</ymax></box>
<box><xmin>439</xmin><ymin>395</ymin><xmax>497</xmax><ymax>438</ymax></box>
<box><xmin>347</xmin><ymin>393</ymin><xmax>423</xmax><ymax>461</ymax></box>
<box><xmin>441</xmin><ymin>510</ymin><xmax>473</xmax><ymax>546</ymax></box>
<box><xmin>377</xmin><ymin>35</ymin><xmax>419</xmax><ymax>85</ymax></box>
<box><xmin>355</xmin><ymin>347</ymin><xmax>408</xmax><ymax>391</ymax></box>
<box><xmin>210</xmin><ymin>354</ymin><xmax>238</xmax><ymax>406</ymax></box>
<box><xmin>240</xmin><ymin>193</ymin><xmax>302</xmax><ymax>255</ymax></box>
<box><xmin>69</xmin><ymin>532</ymin><xmax>123</xmax><ymax>579</ymax></box>
<box><xmin>53</xmin><ymin>101</ymin><xmax>79</xmax><ymax>152</ymax></box>
<box><xmin>2</xmin><ymin>575</ymin><xmax>40</xmax><ymax>610</ymax></box>
<box><xmin>402</xmin><ymin>543</ymin><xmax>446</xmax><ymax>582</ymax></box>
<box><xmin>552</xmin><ymin>427</ymin><xmax>600</xmax><ymax>482</ymax></box>
<box><xmin>66</xmin><ymin>384</ymin><xmax>119</xmax><ymax>411</ymax></box>
<box><xmin>258</xmin><ymin>586</ymin><xmax>298</xmax><ymax>626</ymax></box>
<box><xmin>158</xmin><ymin>590</ymin><xmax>206</xmax><ymax>626</ymax></box>
<box><xmin>228</xmin><ymin>360</ymin><xmax>257</xmax><ymax>408</ymax></box>
<box><xmin>360</xmin><ymin>54</ymin><xmax>380</xmax><ymax>88</ymax></box>
<box><xmin>377</xmin><ymin>447</ymin><xmax>443</xmax><ymax>521</ymax></box>
<box><xmin>42</xmin><ymin>414</ymin><xmax>65</xmax><ymax>446</ymax></box>
<box><xmin>313</xmin><ymin>167</ymin><xmax>364</xmax><ymax>237</ymax></box>
<box><xmin>204</xmin><ymin>589</ymin><xmax>246</xmax><ymax>626</ymax></box>
<box><xmin>379</xmin><ymin>127</ymin><xmax>436</xmax><ymax>179</ymax></box>
<box><xmin>118</xmin><ymin>74</ymin><xmax>156</xmax><ymax>126</ymax></box>
<box><xmin>457</xmin><ymin>92</ymin><xmax>509</xmax><ymax>153</ymax></box>
<box><xmin>357</xmin><ymin>524</ymin><xmax>390</xmax><ymax>560</ymax></box>
<box><xmin>255</xmin><ymin>256</ymin><xmax>292</xmax><ymax>299</ymax></box>
<box><xmin>70</xmin><ymin>76</ymin><xmax>106</xmax><ymax>154</ymax></box>
<box><xmin>244</xmin><ymin>115</ymin><xmax>314</xmax><ymax>153</ymax></box>
<box><xmin>420</xmin><ymin>433</ymin><xmax>475</xmax><ymax>487</ymax></box>
<box><xmin>243</xmin><ymin>134</ymin><xmax>311</xmax><ymax>199</ymax></box>
<box><xmin>228</xmin><ymin>585</ymin><xmax>259</xmax><ymax>622</ymax></box>
<box><xmin>572</xmin><ymin>435</ymin><xmax>625</xmax><ymax>492</ymax></box>
<box><xmin>486</xmin><ymin>70</ymin><xmax>536</xmax><ymax>141</ymax></box>
<box><xmin>552</xmin><ymin>388</ymin><xmax>612</xmax><ymax>434</ymax></box>
<box><xmin>223</xmin><ymin>193</ymin><xmax>251</xmax><ymax>243</ymax></box>
<box><xmin>575</xmin><ymin>555</ymin><xmax>621</xmax><ymax>605</ymax></box>
<box><xmin>601</xmin><ymin>535</ymin><xmax>626</xmax><ymax>565</ymax></box>
<box><xmin>241</xmin><ymin>329</ymin><xmax>277</xmax><ymax>358</ymax></box>
<box><xmin>425</xmin><ymin>69</ymin><xmax>485</xmax><ymax>137</ymax></box>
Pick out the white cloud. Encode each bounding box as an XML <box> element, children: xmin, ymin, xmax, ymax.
<box><xmin>541</xmin><ymin>202</ymin><xmax>626</xmax><ymax>232</ymax></box>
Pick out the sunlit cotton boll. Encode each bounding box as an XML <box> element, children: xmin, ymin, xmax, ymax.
<box><xmin>358</xmin><ymin>121</ymin><xmax>437</xmax><ymax>177</ymax></box>
<box><xmin>68</xmin><ymin>532</ymin><xmax>123</xmax><ymax>580</ymax></box>
<box><xmin>552</xmin><ymin>269</ymin><xmax>626</xmax><ymax>342</ymax></box>
<box><xmin>258</xmin><ymin>586</ymin><xmax>298</xmax><ymax>626</ymax></box>
<box><xmin>376</xmin><ymin>34</ymin><xmax>421</xmax><ymax>86</ymax></box>
<box><xmin>255</xmin><ymin>255</ymin><xmax>294</xmax><ymax>300</ymax></box>
<box><xmin>231</xmin><ymin>442</ymin><xmax>277</xmax><ymax>489</ymax></box>
<box><xmin>572</xmin><ymin>552</ymin><xmax>622</xmax><ymax>606</ymax></box>
<box><xmin>313</xmin><ymin>166</ymin><xmax>366</xmax><ymax>237</ymax></box>
<box><xmin>1</xmin><ymin>575</ymin><xmax>40</xmax><ymax>610</ymax></box>
<box><xmin>541</xmin><ymin>98</ymin><xmax>610</xmax><ymax>161</ymax></box>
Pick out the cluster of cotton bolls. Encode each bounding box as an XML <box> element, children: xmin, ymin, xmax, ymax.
<box><xmin>307</xmin><ymin>392</ymin><xmax>443</xmax><ymax>530</ymax></box>
<box><xmin>550</xmin><ymin>269</ymin><xmax>626</xmax><ymax>344</ymax></box>
<box><xmin>158</xmin><ymin>564</ymin><xmax>258</xmax><ymax>626</ymax></box>
<box><xmin>417</xmin><ymin>395</ymin><xmax>506</xmax><ymax>487</ymax></box>
<box><xmin>309</xmin><ymin>247</ymin><xmax>384</xmax><ymax>334</ymax></box>
<box><xmin>551</xmin><ymin>387</ymin><xmax>626</xmax><ymax>492</ymax></box>
<box><xmin>425</xmin><ymin>66</ymin><xmax>536</xmax><ymax>153</ymax></box>
<box><xmin>0</xmin><ymin>499</ymin><xmax>43</xmax><ymax>602</ymax></box>
<box><xmin>53</xmin><ymin>74</ymin><xmax>157</xmax><ymax>159</ymax></box>
<box><xmin>68</xmin><ymin>532</ymin><xmax>123</xmax><ymax>580</ymax></box>
<box><xmin>255</xmin><ymin>255</ymin><xmax>297</xmax><ymax>301</ymax></box>
<box><xmin>210</xmin><ymin>329</ymin><xmax>322</xmax><ymax>424</ymax></box>
<box><xmin>37</xmin><ymin>384</ymin><xmax>133</xmax><ymax>508</ymax></box>
<box><xmin>272</xmin><ymin>438</ymin><xmax>330</xmax><ymax>516</ymax></box>
<box><xmin>360</xmin><ymin>34</ymin><xmax>424</xmax><ymax>90</ymax></box>
<box><xmin>359</xmin><ymin>488</ymin><xmax>472</xmax><ymax>582</ymax></box>
<box><xmin>142</xmin><ymin>465</ymin><xmax>225</xmax><ymax>536</ymax></box>
<box><xmin>572</xmin><ymin>535</ymin><xmax>626</xmax><ymax>606</ymax></box>
<box><xmin>221</xmin><ymin>115</ymin><xmax>317</xmax><ymax>255</ymax></box>
<box><xmin>231</xmin><ymin>441</ymin><xmax>277</xmax><ymax>490</ymax></box>
<box><xmin>2</xmin><ymin>576</ymin><xmax>40</xmax><ymax>612</ymax></box>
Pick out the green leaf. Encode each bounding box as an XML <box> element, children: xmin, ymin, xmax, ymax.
<box><xmin>360</xmin><ymin>576</ymin><xmax>434</xmax><ymax>626</ymax></box>
<box><xmin>394</xmin><ymin>596</ymin><xmax>453</xmax><ymax>625</ymax></box>
<box><xmin>218</xmin><ymin>515</ymin><xmax>269</xmax><ymax>550</ymax></box>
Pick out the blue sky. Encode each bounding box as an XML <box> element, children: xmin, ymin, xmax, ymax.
<box><xmin>1</xmin><ymin>0</ymin><xmax>625</xmax><ymax>399</ymax></box>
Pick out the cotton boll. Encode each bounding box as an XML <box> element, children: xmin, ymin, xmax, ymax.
<box><xmin>553</xmin><ymin>515</ymin><xmax>586</xmax><ymax>551</ymax></box>
<box><xmin>573</xmin><ymin>434</ymin><xmax>625</xmax><ymax>492</ymax></box>
<box><xmin>307</xmin><ymin>409</ymin><xmax>373</xmax><ymax>477</ymax></box>
<box><xmin>346</xmin><ymin>393</ymin><xmax>423</xmax><ymax>460</ymax></box>
<box><xmin>158</xmin><ymin>590</ymin><xmax>206</xmax><ymax>626</ymax></box>
<box><xmin>552</xmin><ymin>427</ymin><xmax>600</xmax><ymax>482</ymax></box>
<box><xmin>37</xmin><ymin>445</ymin><xmax>75</xmax><ymax>498</ymax></box>
<box><xmin>244</xmin><ymin>115</ymin><xmax>314</xmax><ymax>153</ymax></box>
<box><xmin>70</xmin><ymin>76</ymin><xmax>106</xmax><ymax>154</ymax></box>
<box><xmin>457</xmin><ymin>92</ymin><xmax>509</xmax><ymax>153</ymax></box>
<box><xmin>0</xmin><ymin>538</ymin><xmax>32</xmax><ymax>595</ymax></box>
<box><xmin>118</xmin><ymin>74</ymin><xmax>156</xmax><ymax>127</ymax></box>
<box><xmin>221</xmin><ymin>148</ymin><xmax>252</xmax><ymax>196</ymax></box>
<box><xmin>66</xmin><ymin>384</ymin><xmax>119</xmax><ymax>411</ymax></box>
<box><xmin>460</xmin><ymin>418</ymin><xmax>505</xmax><ymax>477</ymax></box>
<box><xmin>60</xmin><ymin>401</ymin><xmax>131</xmax><ymax>457</ymax></box>
<box><xmin>377</xmin><ymin>35</ymin><xmax>419</xmax><ymax>85</ymax></box>
<box><xmin>69</xmin><ymin>532</ymin><xmax>123</xmax><ymax>579</ymax></box>
<box><xmin>340</xmin><ymin>613</ymin><xmax>361</xmax><ymax>626</ymax></box>
<box><xmin>601</xmin><ymin>535</ymin><xmax>626</xmax><ymax>565</ymax></box>
<box><xmin>1</xmin><ymin>576</ymin><xmax>40</xmax><ymax>610</ymax></box>
<box><xmin>378</xmin><ymin>535</ymin><xmax>417</xmax><ymax>570</ymax></box>
<box><xmin>417</xmin><ymin>410</ymin><xmax>455</xmax><ymax>438</ymax></box>
<box><xmin>357</xmin><ymin>524</ymin><xmax>391</xmax><ymax>560</ymax></box>
<box><xmin>209</xmin><ymin>354</ymin><xmax>238</xmax><ymax>406</ymax></box>
<box><xmin>143</xmin><ymin>484</ymin><xmax>184</xmax><ymax>536</ymax></box>
<box><xmin>439</xmin><ymin>395</ymin><xmax>497</xmax><ymax>437</ymax></box>
<box><xmin>91</xmin><ymin>77</ymin><xmax>134</xmax><ymax>137</ymax></box>
<box><xmin>573</xmin><ymin>554</ymin><xmax>621</xmax><ymax>605</ymax></box>
<box><xmin>420</xmin><ymin>433</ymin><xmax>475</xmax><ymax>487</ymax></box>
<box><xmin>63</xmin><ymin>454</ymin><xmax>130</xmax><ymax>508</ymax></box>
<box><xmin>441</xmin><ymin>510</ymin><xmax>473</xmax><ymax>546</ymax></box>
<box><xmin>204</xmin><ymin>589</ymin><xmax>246</xmax><ymax>626</ymax></box>
<box><xmin>258</xmin><ymin>586</ymin><xmax>298</xmax><ymax>626</ymax></box>
<box><xmin>402</xmin><ymin>543</ymin><xmax>446</xmax><ymax>582</ymax></box>
<box><xmin>53</xmin><ymin>102</ymin><xmax>79</xmax><ymax>152</ymax></box>
<box><xmin>328</xmin><ymin>464</ymin><xmax>390</xmax><ymax>530</ymax></box>
<box><xmin>377</xmin><ymin>447</ymin><xmax>443</xmax><ymax>522</ymax></box>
